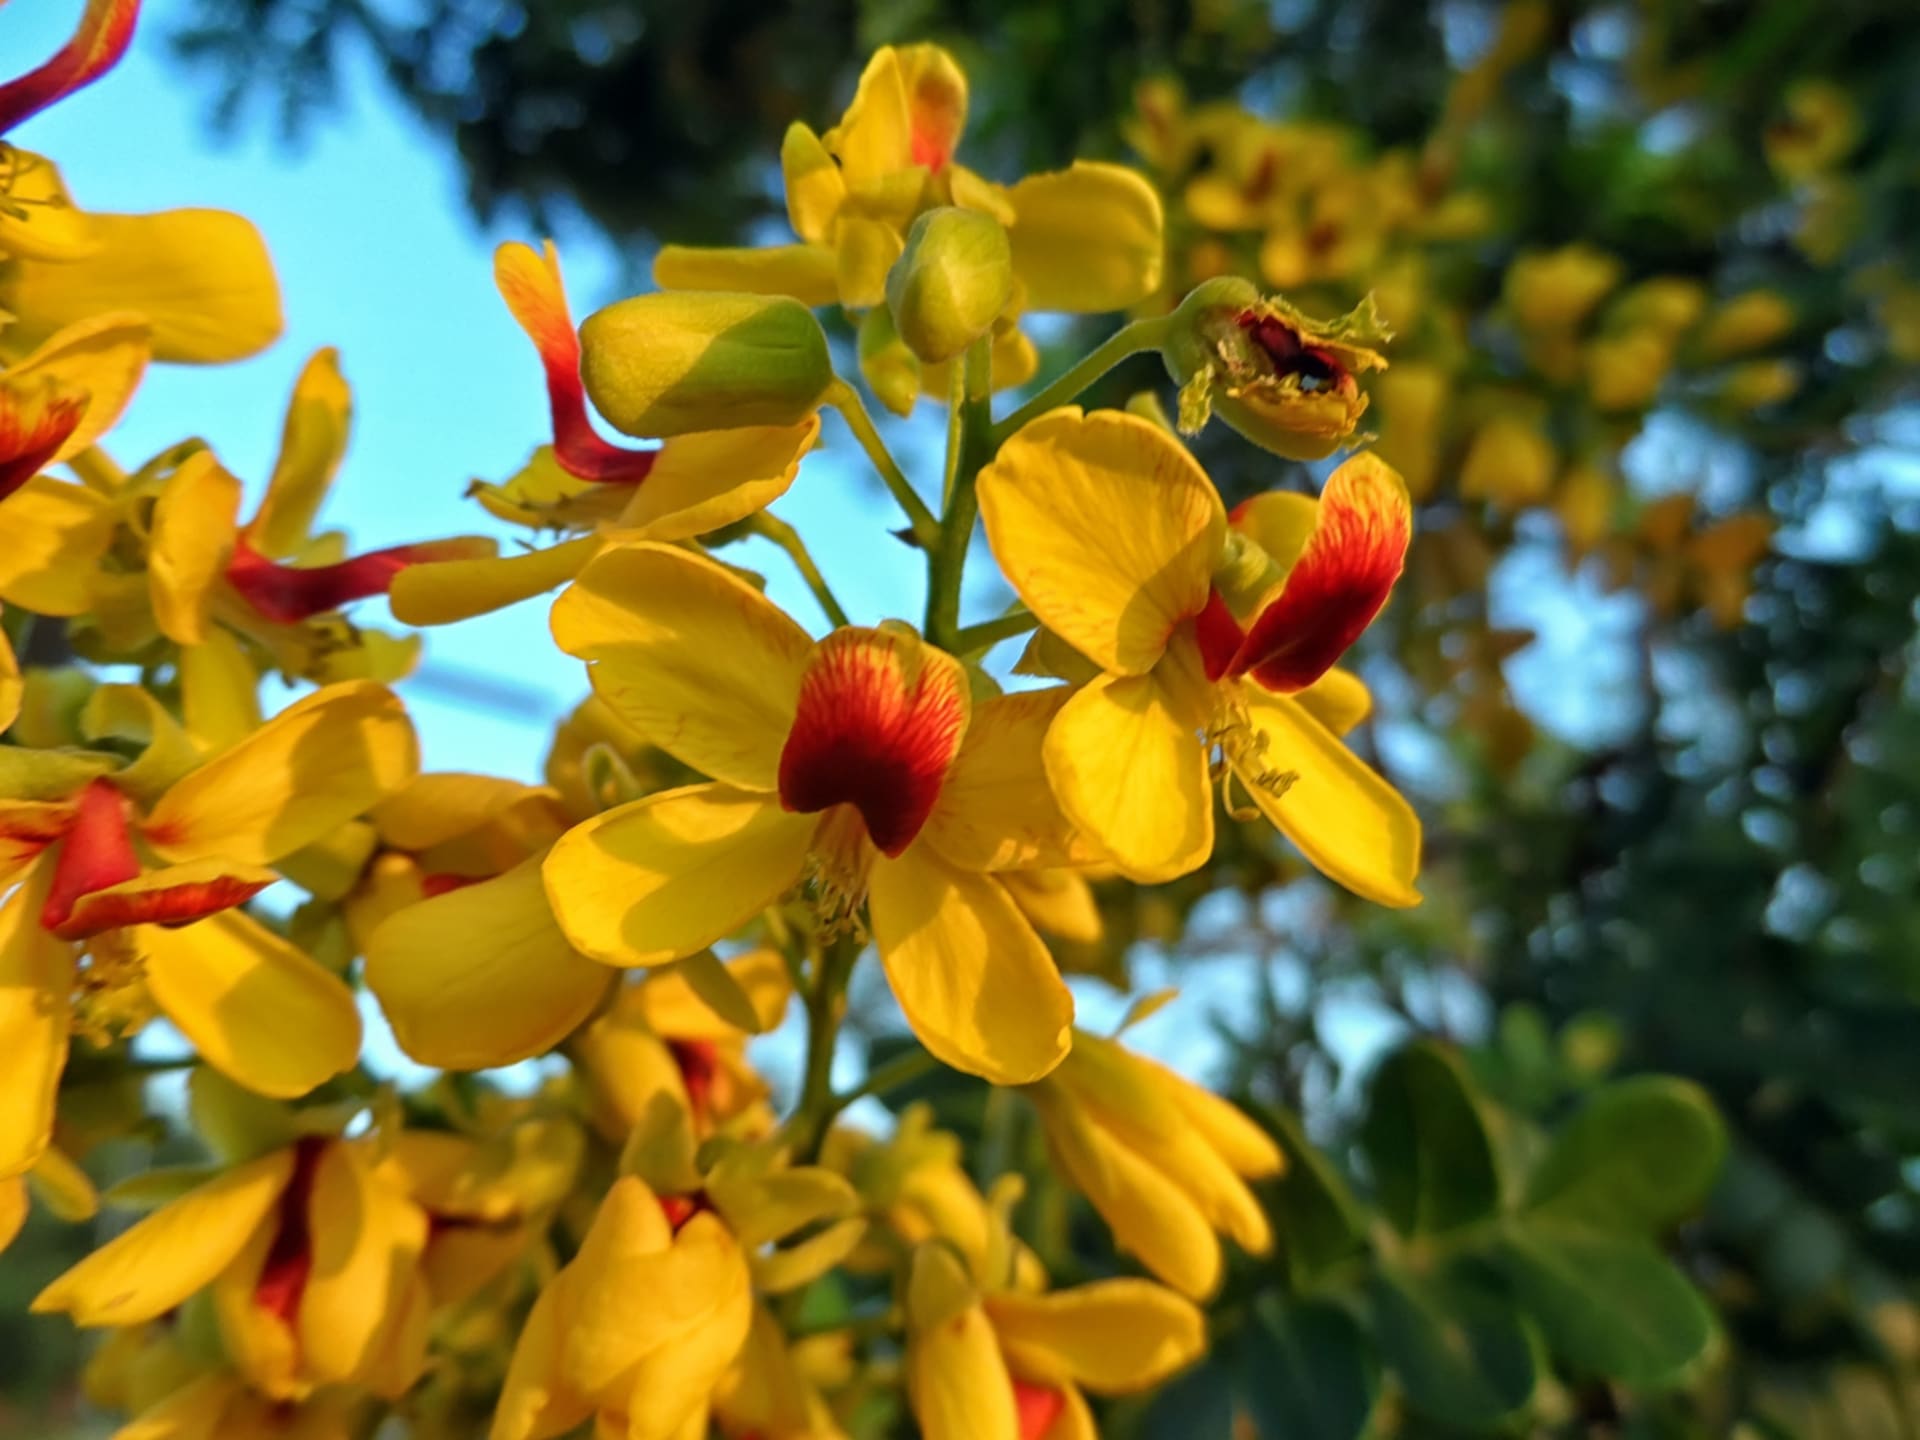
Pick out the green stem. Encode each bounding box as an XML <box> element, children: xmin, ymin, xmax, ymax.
<box><xmin>988</xmin><ymin>315</ymin><xmax>1172</xmax><ymax>447</ymax></box>
<box><xmin>826</xmin><ymin>380</ymin><xmax>939</xmax><ymax>549</ymax></box>
<box><xmin>924</xmin><ymin>338</ymin><xmax>996</xmax><ymax>651</ymax></box>
<box><xmin>750</xmin><ymin>512</ymin><xmax>850</xmax><ymax>627</ymax></box>
<box><xmin>951</xmin><ymin>608</ymin><xmax>1039</xmax><ymax>656</ymax></box>
<box><xmin>831</xmin><ymin>1046</ymin><xmax>941</xmax><ymax>1114</ymax></box>
<box><xmin>788</xmin><ymin>935</ymin><xmax>859</xmax><ymax>1163</ymax></box>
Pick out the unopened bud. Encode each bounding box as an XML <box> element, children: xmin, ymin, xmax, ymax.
<box><xmin>1161</xmin><ymin>277</ymin><xmax>1389</xmax><ymax>461</ymax></box>
<box><xmin>886</xmin><ymin>208</ymin><xmax>1014</xmax><ymax>364</ymax></box>
<box><xmin>579</xmin><ymin>291</ymin><xmax>833</xmax><ymax>439</ymax></box>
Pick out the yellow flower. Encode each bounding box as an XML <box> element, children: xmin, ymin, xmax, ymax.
<box><xmin>1025</xmin><ymin>1024</ymin><xmax>1282</xmax><ymax>1300</ymax></box>
<box><xmin>1696</xmin><ymin>290</ymin><xmax>1796</xmax><ymax>362</ymax></box>
<box><xmin>1503</xmin><ymin>244</ymin><xmax>1622</xmax><ymax>333</ymax></box>
<box><xmin>978</xmin><ymin>408</ymin><xmax>1421</xmax><ymax>904</ymax></box>
<box><xmin>0</xmin><ymin>313</ymin><xmax>149</xmax><ymax>503</ymax></box>
<box><xmin>542</xmin><ymin>541</ymin><xmax>1084</xmax><ymax>1083</ymax></box>
<box><xmin>0</xmin><ymin>680</ymin><xmax>416</xmax><ymax>1175</ymax></box>
<box><xmin>1458</xmin><ymin>412</ymin><xmax>1557</xmax><ymax>510</ymax></box>
<box><xmin>1764</xmin><ymin>80</ymin><xmax>1860</xmax><ymax>183</ymax></box>
<box><xmin>34</xmin><ymin>1130</ymin><xmax>434</xmax><ymax>1403</ymax></box>
<box><xmin>904</xmin><ymin>1225</ymin><xmax>1206</xmax><ymax>1440</ymax></box>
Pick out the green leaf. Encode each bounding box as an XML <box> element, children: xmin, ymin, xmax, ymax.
<box><xmin>1360</xmin><ymin>1040</ymin><xmax>1501</xmax><ymax>1237</ymax></box>
<box><xmin>1525</xmin><ymin>1076</ymin><xmax>1727</xmax><ymax>1232</ymax></box>
<box><xmin>1493</xmin><ymin>1221</ymin><xmax>1718</xmax><ymax>1388</ymax></box>
<box><xmin>1259</xmin><ymin>1104</ymin><xmax>1368</xmax><ymax>1282</ymax></box>
<box><xmin>1240</xmin><ymin>1295</ymin><xmax>1380</xmax><ymax>1440</ymax></box>
<box><xmin>1368</xmin><ymin>1263</ymin><xmax>1540</xmax><ymax>1429</ymax></box>
<box><xmin>1139</xmin><ymin>1355</ymin><xmax>1237</xmax><ymax>1440</ymax></box>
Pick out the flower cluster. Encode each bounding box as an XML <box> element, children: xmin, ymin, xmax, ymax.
<box><xmin>4</xmin><ymin>11</ymin><xmax>1426</xmax><ymax>1439</ymax></box>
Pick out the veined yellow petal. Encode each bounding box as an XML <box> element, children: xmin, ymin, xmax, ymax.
<box><xmin>543</xmin><ymin>784</ymin><xmax>813</xmax><ymax>968</ymax></box>
<box><xmin>920</xmin><ymin>687</ymin><xmax>1095</xmax><ymax>873</ymax></box>
<box><xmin>0</xmin><ymin>209</ymin><xmax>282</xmax><ymax>364</ymax></box>
<box><xmin>1231</xmin><ymin>687</ymin><xmax>1421</xmax><ymax>907</ymax></box>
<box><xmin>247</xmin><ymin>348</ymin><xmax>352</xmax><ymax>558</ymax></box>
<box><xmin>142</xmin><ymin>911</ymin><xmax>362</xmax><ymax>1099</ymax></box>
<box><xmin>0</xmin><ymin>865</ymin><xmax>71</xmax><ymax>1178</ymax></box>
<box><xmin>985</xmin><ymin>1280</ymin><xmax>1206</xmax><ymax>1393</ymax></box>
<box><xmin>298</xmin><ymin>1141</ymin><xmax>429</xmax><ymax>1387</ymax></box>
<box><xmin>5</xmin><ymin>313</ymin><xmax>151</xmax><ymax>461</ymax></box>
<box><xmin>149</xmin><ymin>451</ymin><xmax>242</xmax><ymax>646</ymax></box>
<box><xmin>1043</xmin><ymin>670</ymin><xmax>1212</xmax><ymax>884</ymax></box>
<box><xmin>551</xmin><ymin>542</ymin><xmax>810</xmax><ymax>791</ymax></box>
<box><xmin>1007</xmin><ymin>163</ymin><xmax>1164</xmax><ymax>313</ymax></box>
<box><xmin>0</xmin><ymin>473</ymin><xmax>114</xmax><ymax>616</ymax></box>
<box><xmin>652</xmin><ymin>244</ymin><xmax>840</xmax><ymax>306</ymax></box>
<box><xmin>143</xmin><ymin>680</ymin><xmax>417</xmax><ymax>867</ymax></box>
<box><xmin>977</xmin><ymin>409</ymin><xmax>1223</xmax><ymax>675</ymax></box>
<box><xmin>365</xmin><ymin>855</ymin><xmax>611</xmax><ymax>1070</ymax></box>
<box><xmin>389</xmin><ymin>535</ymin><xmax>600</xmax><ymax>627</ymax></box>
<box><xmin>31</xmin><ymin>1149</ymin><xmax>293</xmax><ymax>1325</ymax></box>
<box><xmin>613</xmin><ymin>416</ymin><xmax>817</xmax><ymax>543</ymax></box>
<box><xmin>868</xmin><ymin>845</ymin><xmax>1072</xmax><ymax>1085</ymax></box>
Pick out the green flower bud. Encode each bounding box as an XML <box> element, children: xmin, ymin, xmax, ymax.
<box><xmin>885</xmin><ymin>207</ymin><xmax>1014</xmax><ymax>364</ymax></box>
<box><xmin>858</xmin><ymin>305</ymin><xmax>922</xmax><ymax>418</ymax></box>
<box><xmin>1161</xmin><ymin>276</ymin><xmax>1389</xmax><ymax>461</ymax></box>
<box><xmin>579</xmin><ymin>291</ymin><xmax>834</xmax><ymax>439</ymax></box>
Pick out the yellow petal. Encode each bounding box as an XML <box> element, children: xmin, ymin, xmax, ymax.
<box><xmin>613</xmin><ymin>416</ymin><xmax>818</xmax><ymax>543</ymax></box>
<box><xmin>868</xmin><ymin>845</ymin><xmax>1072</xmax><ymax>1084</ymax></box>
<box><xmin>365</xmin><ymin>855</ymin><xmax>611</xmax><ymax>1069</ymax></box>
<box><xmin>977</xmin><ymin>408</ymin><xmax>1223</xmax><ymax>675</ymax></box>
<box><xmin>179</xmin><ymin>629</ymin><xmax>264</xmax><ymax>752</ymax></box>
<box><xmin>27</xmin><ymin>1142</ymin><xmax>98</xmax><ymax>1223</ymax></box>
<box><xmin>0</xmin><ymin>627</ymin><xmax>17</xmax><ymax>734</ymax></box>
<box><xmin>143</xmin><ymin>680</ymin><xmax>417</xmax><ymax>867</ymax></box>
<box><xmin>0</xmin><ymin>864</ymin><xmax>72</xmax><ymax>1178</ymax></box>
<box><xmin>652</xmin><ymin>244</ymin><xmax>841</xmax><ymax>307</ymax></box>
<box><xmin>750</xmin><ymin>1214</ymin><xmax>868</xmax><ymax>1295</ymax></box>
<box><xmin>1007</xmin><ymin>163</ymin><xmax>1164</xmax><ymax>313</ymax></box>
<box><xmin>1027</xmin><ymin>1086</ymin><xmax>1220</xmax><ymax>1300</ymax></box>
<box><xmin>1231</xmin><ymin>687</ymin><xmax>1421</xmax><ymax>907</ymax></box>
<box><xmin>31</xmin><ymin>1149</ymin><xmax>293</xmax><ymax>1325</ymax></box>
<box><xmin>0</xmin><ymin>151</ymin><xmax>100</xmax><ymax>262</ymax></box>
<box><xmin>1229</xmin><ymin>490</ymin><xmax>1316</xmax><ymax>576</ymax></box>
<box><xmin>149</xmin><ymin>451</ymin><xmax>242</xmax><ymax>646</ymax></box>
<box><xmin>638</xmin><ymin>947</ymin><xmax>791</xmax><ymax>1039</ymax></box>
<box><xmin>1293</xmin><ymin>666</ymin><xmax>1371</xmax><ymax>736</ymax></box>
<box><xmin>490</xmin><ymin>1274</ymin><xmax>592</xmax><ymax>1440</ymax></box>
<box><xmin>142</xmin><ymin>911</ymin><xmax>362</xmax><ymax>1099</ymax></box>
<box><xmin>1000</xmin><ymin>868</ymin><xmax>1102</xmax><ymax>945</ymax></box>
<box><xmin>388</xmin><ymin>534</ymin><xmax>600</xmax><ymax>626</ymax></box>
<box><xmin>0</xmin><ymin>1177</ymin><xmax>25</xmax><ymax>1253</ymax></box>
<box><xmin>1</xmin><ymin>209</ymin><xmax>282</xmax><ymax>364</ymax></box>
<box><xmin>551</xmin><ymin>542</ymin><xmax>810</xmax><ymax>790</ymax></box>
<box><xmin>828</xmin><ymin>49</ymin><xmax>914</xmax><ymax>188</ymax></box>
<box><xmin>919</xmin><ymin>686</ymin><xmax>1095</xmax><ymax>872</ymax></box>
<box><xmin>781</xmin><ymin>123</ymin><xmax>846</xmax><ymax>245</ymax></box>
<box><xmin>0</xmin><ymin>472</ymin><xmax>114</xmax><ymax>616</ymax></box>
<box><xmin>298</xmin><ymin>1141</ymin><xmax>429</xmax><ymax>1386</ymax></box>
<box><xmin>247</xmin><ymin>348</ymin><xmax>352</xmax><ymax>558</ymax></box>
<box><xmin>834</xmin><ymin>217</ymin><xmax>905</xmax><ymax>310</ymax></box>
<box><xmin>543</xmin><ymin>784</ymin><xmax>813</xmax><ymax>967</ymax></box>
<box><xmin>985</xmin><ymin>1279</ymin><xmax>1206</xmax><ymax>1393</ymax></box>
<box><xmin>1164</xmin><ymin>1073</ymin><xmax>1283</xmax><ymax>1180</ymax></box>
<box><xmin>5</xmin><ymin>313</ymin><xmax>151</xmax><ymax>460</ymax></box>
<box><xmin>908</xmin><ymin>1293</ymin><xmax>1017</xmax><ymax>1440</ymax></box>
<box><xmin>1043</xmin><ymin>670</ymin><xmax>1211</xmax><ymax>884</ymax></box>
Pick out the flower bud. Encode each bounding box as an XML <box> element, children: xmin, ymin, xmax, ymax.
<box><xmin>579</xmin><ymin>291</ymin><xmax>833</xmax><ymax>439</ymax></box>
<box><xmin>885</xmin><ymin>208</ymin><xmax>1014</xmax><ymax>364</ymax></box>
<box><xmin>1160</xmin><ymin>277</ymin><xmax>1389</xmax><ymax>461</ymax></box>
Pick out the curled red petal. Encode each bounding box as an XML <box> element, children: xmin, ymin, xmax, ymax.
<box><xmin>0</xmin><ymin>378</ymin><xmax>88</xmax><ymax>504</ymax></box>
<box><xmin>0</xmin><ymin>0</ymin><xmax>140</xmax><ymax>135</ymax></box>
<box><xmin>56</xmin><ymin>870</ymin><xmax>274</xmax><ymax>941</ymax></box>
<box><xmin>1193</xmin><ymin>586</ymin><xmax>1244</xmax><ymax>683</ymax></box>
<box><xmin>669</xmin><ymin>1037</ymin><xmax>719</xmax><ymax>1127</ymax></box>
<box><xmin>1226</xmin><ymin>456</ymin><xmax>1410</xmax><ymax>693</ymax></box>
<box><xmin>226</xmin><ymin>535</ymin><xmax>495</xmax><ymax>624</ymax></box>
<box><xmin>40</xmin><ymin>779</ymin><xmax>140</xmax><ymax>936</ymax></box>
<box><xmin>254</xmin><ymin>1136</ymin><xmax>324</xmax><ymax>1325</ymax></box>
<box><xmin>777</xmin><ymin>628</ymin><xmax>969</xmax><ymax>858</ymax></box>
<box><xmin>494</xmin><ymin>241</ymin><xmax>657</xmax><ymax>484</ymax></box>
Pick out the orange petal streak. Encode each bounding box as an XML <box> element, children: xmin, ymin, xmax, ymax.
<box><xmin>0</xmin><ymin>0</ymin><xmax>140</xmax><ymax>134</ymax></box>
<box><xmin>1015</xmin><ymin>1381</ymin><xmax>1065</xmax><ymax>1440</ymax></box>
<box><xmin>1226</xmin><ymin>455</ymin><xmax>1410</xmax><ymax>693</ymax></box>
<box><xmin>226</xmin><ymin>535</ymin><xmax>496</xmax><ymax>623</ymax></box>
<box><xmin>57</xmin><ymin>868</ymin><xmax>275</xmax><ymax>940</ymax></box>
<box><xmin>494</xmin><ymin>241</ymin><xmax>658</xmax><ymax>483</ymax></box>
<box><xmin>777</xmin><ymin>628</ymin><xmax>969</xmax><ymax>857</ymax></box>
<box><xmin>0</xmin><ymin>378</ymin><xmax>89</xmax><ymax>504</ymax></box>
<box><xmin>40</xmin><ymin>780</ymin><xmax>140</xmax><ymax>937</ymax></box>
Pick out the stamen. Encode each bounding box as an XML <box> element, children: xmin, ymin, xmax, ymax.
<box><xmin>71</xmin><ymin>927</ymin><xmax>153</xmax><ymax>1045</ymax></box>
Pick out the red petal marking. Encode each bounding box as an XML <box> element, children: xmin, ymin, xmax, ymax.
<box><xmin>0</xmin><ymin>378</ymin><xmax>88</xmax><ymax>504</ymax></box>
<box><xmin>40</xmin><ymin>780</ymin><xmax>140</xmax><ymax>936</ymax></box>
<box><xmin>1237</xmin><ymin>311</ymin><xmax>1354</xmax><ymax>395</ymax></box>
<box><xmin>1226</xmin><ymin>457</ymin><xmax>1409</xmax><ymax>693</ymax></box>
<box><xmin>1194</xmin><ymin>586</ymin><xmax>1245</xmax><ymax>683</ymax></box>
<box><xmin>493</xmin><ymin>242</ymin><xmax>657</xmax><ymax>484</ymax></box>
<box><xmin>669</xmin><ymin>1037</ymin><xmax>719</xmax><ymax>1125</ymax></box>
<box><xmin>57</xmin><ymin>870</ymin><xmax>273</xmax><ymax>940</ymax></box>
<box><xmin>657</xmin><ymin>1191</ymin><xmax>710</xmax><ymax>1233</ymax></box>
<box><xmin>0</xmin><ymin>800</ymin><xmax>78</xmax><ymax>875</ymax></box>
<box><xmin>418</xmin><ymin>871</ymin><xmax>479</xmax><ymax>899</ymax></box>
<box><xmin>777</xmin><ymin>628</ymin><xmax>968</xmax><ymax>857</ymax></box>
<box><xmin>0</xmin><ymin>0</ymin><xmax>140</xmax><ymax>135</ymax></box>
<box><xmin>254</xmin><ymin>1137</ymin><xmax>325</xmax><ymax>1327</ymax></box>
<box><xmin>226</xmin><ymin>535</ymin><xmax>495</xmax><ymax>623</ymax></box>
<box><xmin>1014</xmin><ymin>1382</ymin><xmax>1065</xmax><ymax>1440</ymax></box>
